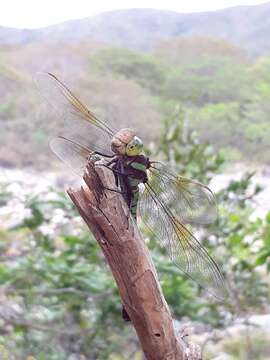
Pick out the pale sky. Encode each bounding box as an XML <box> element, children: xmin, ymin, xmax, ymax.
<box><xmin>0</xmin><ymin>0</ymin><xmax>266</xmax><ymax>29</ymax></box>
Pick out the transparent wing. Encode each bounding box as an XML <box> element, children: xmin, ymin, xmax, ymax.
<box><xmin>148</xmin><ymin>162</ymin><xmax>218</xmax><ymax>225</ymax></box>
<box><xmin>35</xmin><ymin>72</ymin><xmax>116</xmax><ymax>158</ymax></box>
<box><xmin>50</xmin><ymin>136</ymin><xmax>93</xmax><ymax>176</ymax></box>
<box><xmin>138</xmin><ymin>163</ymin><xmax>227</xmax><ymax>300</ymax></box>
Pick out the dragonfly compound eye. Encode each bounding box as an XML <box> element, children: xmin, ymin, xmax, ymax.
<box><xmin>126</xmin><ymin>136</ymin><xmax>143</xmax><ymax>156</ymax></box>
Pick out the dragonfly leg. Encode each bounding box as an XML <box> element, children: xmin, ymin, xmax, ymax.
<box><xmin>100</xmin><ymin>163</ymin><xmax>127</xmax><ymax>177</ymax></box>
<box><xmin>105</xmin><ymin>158</ymin><xmax>118</xmax><ymax>167</ymax></box>
<box><xmin>103</xmin><ymin>186</ymin><xmax>127</xmax><ymax>196</ymax></box>
<box><xmin>94</xmin><ymin>151</ymin><xmax>114</xmax><ymax>158</ymax></box>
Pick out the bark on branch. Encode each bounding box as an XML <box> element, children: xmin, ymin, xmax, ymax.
<box><xmin>67</xmin><ymin>159</ymin><xmax>198</xmax><ymax>360</ymax></box>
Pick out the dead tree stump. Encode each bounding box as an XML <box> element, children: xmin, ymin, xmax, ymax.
<box><xmin>67</xmin><ymin>159</ymin><xmax>193</xmax><ymax>359</ymax></box>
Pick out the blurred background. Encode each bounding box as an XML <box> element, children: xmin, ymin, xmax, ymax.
<box><xmin>0</xmin><ymin>1</ymin><xmax>270</xmax><ymax>359</ymax></box>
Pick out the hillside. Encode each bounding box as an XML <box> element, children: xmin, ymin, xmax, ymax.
<box><xmin>1</xmin><ymin>3</ymin><xmax>270</xmax><ymax>55</ymax></box>
<box><xmin>0</xmin><ymin>4</ymin><xmax>270</xmax><ymax>169</ymax></box>
<box><xmin>0</xmin><ymin>36</ymin><xmax>270</xmax><ymax>168</ymax></box>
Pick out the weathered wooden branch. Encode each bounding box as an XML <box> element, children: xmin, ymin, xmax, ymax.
<box><xmin>67</xmin><ymin>159</ymin><xmax>200</xmax><ymax>360</ymax></box>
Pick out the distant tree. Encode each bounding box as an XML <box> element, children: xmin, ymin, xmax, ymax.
<box><xmin>90</xmin><ymin>47</ymin><xmax>167</xmax><ymax>94</ymax></box>
<box><xmin>154</xmin><ymin>37</ymin><xmax>249</xmax><ymax>66</ymax></box>
<box><xmin>161</xmin><ymin>56</ymin><xmax>252</xmax><ymax>105</ymax></box>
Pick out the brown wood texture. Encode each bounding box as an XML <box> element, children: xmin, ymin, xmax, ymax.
<box><xmin>67</xmin><ymin>159</ymin><xmax>188</xmax><ymax>359</ymax></box>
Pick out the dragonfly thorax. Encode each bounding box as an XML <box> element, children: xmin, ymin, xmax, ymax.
<box><xmin>111</xmin><ymin>128</ymin><xmax>143</xmax><ymax>156</ymax></box>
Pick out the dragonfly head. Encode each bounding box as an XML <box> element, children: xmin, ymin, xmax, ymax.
<box><xmin>111</xmin><ymin>128</ymin><xmax>143</xmax><ymax>156</ymax></box>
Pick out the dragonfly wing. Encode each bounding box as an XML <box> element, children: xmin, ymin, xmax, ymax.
<box><xmin>57</xmin><ymin>115</ymin><xmax>114</xmax><ymax>157</ymax></box>
<box><xmin>50</xmin><ymin>136</ymin><xmax>93</xmax><ymax>176</ymax></box>
<box><xmin>148</xmin><ymin>162</ymin><xmax>218</xmax><ymax>225</ymax></box>
<box><xmin>35</xmin><ymin>72</ymin><xmax>116</xmax><ymax>134</ymax></box>
<box><xmin>138</xmin><ymin>168</ymin><xmax>227</xmax><ymax>300</ymax></box>
<box><xmin>35</xmin><ymin>72</ymin><xmax>116</xmax><ymax>159</ymax></box>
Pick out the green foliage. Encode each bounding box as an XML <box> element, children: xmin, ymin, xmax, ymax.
<box><xmin>192</xmin><ymin>102</ymin><xmax>242</xmax><ymax>148</ymax></box>
<box><xmin>149</xmin><ymin>106</ymin><xmax>225</xmax><ymax>182</ymax></box>
<box><xmin>256</xmin><ymin>212</ymin><xmax>270</xmax><ymax>271</ymax></box>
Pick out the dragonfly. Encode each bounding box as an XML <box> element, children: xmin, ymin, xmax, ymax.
<box><xmin>36</xmin><ymin>72</ymin><xmax>227</xmax><ymax>305</ymax></box>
